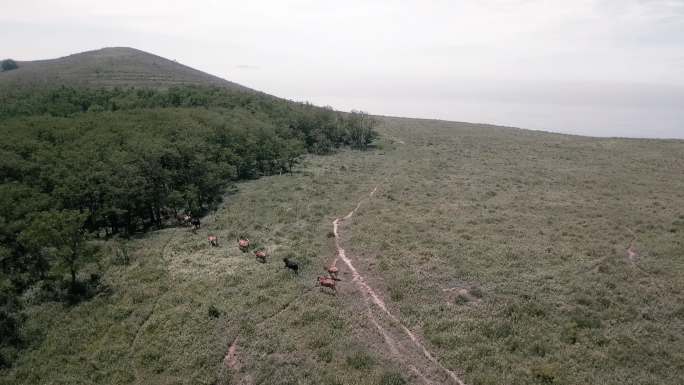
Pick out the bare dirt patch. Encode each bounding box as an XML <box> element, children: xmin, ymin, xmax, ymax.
<box><xmin>442</xmin><ymin>287</ymin><xmax>481</xmax><ymax>304</ymax></box>
<box><xmin>224</xmin><ymin>335</ymin><xmax>240</xmax><ymax>370</ymax></box>
<box><xmin>625</xmin><ymin>227</ymin><xmax>639</xmax><ymax>264</ymax></box>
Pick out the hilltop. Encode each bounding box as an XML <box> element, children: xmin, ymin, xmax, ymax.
<box><xmin>0</xmin><ymin>47</ymin><xmax>250</xmax><ymax>91</ymax></box>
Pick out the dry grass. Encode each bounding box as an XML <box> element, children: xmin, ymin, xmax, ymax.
<box><xmin>2</xmin><ymin>117</ymin><xmax>683</xmax><ymax>385</ymax></box>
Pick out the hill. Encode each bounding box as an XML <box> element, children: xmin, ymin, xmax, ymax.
<box><xmin>0</xmin><ymin>47</ymin><xmax>250</xmax><ymax>91</ymax></box>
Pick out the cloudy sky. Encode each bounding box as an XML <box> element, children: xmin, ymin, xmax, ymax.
<box><xmin>2</xmin><ymin>0</ymin><xmax>683</xmax><ymax>138</ymax></box>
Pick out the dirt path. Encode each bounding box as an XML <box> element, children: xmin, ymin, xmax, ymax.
<box><xmin>387</xmin><ymin>135</ymin><xmax>407</xmax><ymax>145</ymax></box>
<box><xmin>331</xmin><ymin>186</ymin><xmax>466</xmax><ymax>385</ymax></box>
<box><xmin>224</xmin><ymin>336</ymin><xmax>240</xmax><ymax>370</ymax></box>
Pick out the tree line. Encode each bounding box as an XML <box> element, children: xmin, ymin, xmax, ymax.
<box><xmin>0</xmin><ymin>85</ymin><xmax>377</xmax><ymax>367</ymax></box>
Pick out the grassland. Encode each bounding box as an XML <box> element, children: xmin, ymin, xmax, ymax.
<box><xmin>0</xmin><ymin>47</ymin><xmax>248</xmax><ymax>90</ymax></box>
<box><xmin>2</xmin><ymin>118</ymin><xmax>683</xmax><ymax>385</ymax></box>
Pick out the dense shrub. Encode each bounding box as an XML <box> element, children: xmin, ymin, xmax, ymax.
<box><xmin>1</xmin><ymin>59</ymin><xmax>18</xmax><ymax>72</ymax></box>
<box><xmin>378</xmin><ymin>371</ymin><xmax>407</xmax><ymax>385</ymax></box>
<box><xmin>346</xmin><ymin>350</ymin><xmax>375</xmax><ymax>370</ymax></box>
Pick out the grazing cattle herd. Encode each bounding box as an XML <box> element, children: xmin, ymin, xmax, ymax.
<box><xmin>177</xmin><ymin>214</ymin><xmax>340</xmax><ymax>294</ymax></box>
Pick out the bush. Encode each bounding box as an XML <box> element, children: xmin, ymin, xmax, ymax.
<box><xmin>317</xmin><ymin>347</ymin><xmax>333</xmax><ymax>363</ymax></box>
<box><xmin>87</xmin><ymin>103</ymin><xmax>105</xmax><ymax>113</ymax></box>
<box><xmin>1</xmin><ymin>59</ymin><xmax>18</xmax><ymax>71</ymax></box>
<box><xmin>346</xmin><ymin>350</ymin><xmax>375</xmax><ymax>370</ymax></box>
<box><xmin>378</xmin><ymin>371</ymin><xmax>407</xmax><ymax>385</ymax></box>
<box><xmin>208</xmin><ymin>305</ymin><xmax>220</xmax><ymax>318</ymax></box>
<box><xmin>389</xmin><ymin>287</ymin><xmax>404</xmax><ymax>302</ymax></box>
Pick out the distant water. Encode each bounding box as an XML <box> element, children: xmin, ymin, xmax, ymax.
<box><xmin>316</xmin><ymin>96</ymin><xmax>684</xmax><ymax>140</ymax></box>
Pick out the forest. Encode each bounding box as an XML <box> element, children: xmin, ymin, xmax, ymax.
<box><xmin>0</xmin><ymin>85</ymin><xmax>377</xmax><ymax>367</ymax></box>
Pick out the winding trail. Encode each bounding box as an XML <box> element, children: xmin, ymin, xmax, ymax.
<box><xmin>331</xmin><ymin>186</ymin><xmax>466</xmax><ymax>385</ymax></box>
<box><xmin>224</xmin><ymin>336</ymin><xmax>240</xmax><ymax>370</ymax></box>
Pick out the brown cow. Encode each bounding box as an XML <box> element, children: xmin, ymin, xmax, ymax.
<box><xmin>255</xmin><ymin>250</ymin><xmax>267</xmax><ymax>263</ymax></box>
<box><xmin>317</xmin><ymin>276</ymin><xmax>337</xmax><ymax>294</ymax></box>
<box><xmin>208</xmin><ymin>235</ymin><xmax>219</xmax><ymax>247</ymax></box>
<box><xmin>238</xmin><ymin>239</ymin><xmax>250</xmax><ymax>252</ymax></box>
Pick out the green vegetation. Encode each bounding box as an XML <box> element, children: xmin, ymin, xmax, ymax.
<box><xmin>18</xmin><ymin>210</ymin><xmax>96</xmax><ymax>288</ymax></box>
<box><xmin>379</xmin><ymin>372</ymin><xmax>408</xmax><ymax>385</ymax></box>
<box><xmin>0</xmin><ymin>85</ymin><xmax>376</xmax><ymax>370</ymax></box>
<box><xmin>1</xmin><ymin>49</ymin><xmax>682</xmax><ymax>385</ymax></box>
<box><xmin>1</xmin><ymin>60</ymin><xmax>18</xmax><ymax>72</ymax></box>
<box><xmin>2</xmin><ymin>116</ymin><xmax>681</xmax><ymax>384</ymax></box>
<box><xmin>346</xmin><ymin>118</ymin><xmax>684</xmax><ymax>384</ymax></box>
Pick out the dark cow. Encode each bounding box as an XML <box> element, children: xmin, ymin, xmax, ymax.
<box><xmin>283</xmin><ymin>258</ymin><xmax>299</xmax><ymax>274</ymax></box>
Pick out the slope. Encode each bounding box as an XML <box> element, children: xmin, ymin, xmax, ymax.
<box><xmin>3</xmin><ymin>117</ymin><xmax>683</xmax><ymax>385</ymax></box>
<box><xmin>0</xmin><ymin>47</ymin><xmax>250</xmax><ymax>91</ymax></box>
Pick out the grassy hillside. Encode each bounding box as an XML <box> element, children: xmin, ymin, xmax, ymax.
<box><xmin>2</xmin><ymin>117</ymin><xmax>682</xmax><ymax>385</ymax></box>
<box><xmin>0</xmin><ymin>47</ymin><xmax>248</xmax><ymax>91</ymax></box>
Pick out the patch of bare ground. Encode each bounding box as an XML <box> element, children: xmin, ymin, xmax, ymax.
<box><xmin>224</xmin><ymin>336</ymin><xmax>240</xmax><ymax>370</ymax></box>
<box><xmin>625</xmin><ymin>227</ymin><xmax>639</xmax><ymax>264</ymax></box>
<box><xmin>387</xmin><ymin>135</ymin><xmax>406</xmax><ymax>145</ymax></box>
<box><xmin>442</xmin><ymin>287</ymin><xmax>482</xmax><ymax>305</ymax></box>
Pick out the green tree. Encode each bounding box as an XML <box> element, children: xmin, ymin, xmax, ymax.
<box><xmin>19</xmin><ymin>210</ymin><xmax>97</xmax><ymax>288</ymax></box>
<box><xmin>1</xmin><ymin>59</ymin><xmax>18</xmax><ymax>71</ymax></box>
<box><xmin>0</xmin><ymin>275</ymin><xmax>23</xmax><ymax>368</ymax></box>
<box><xmin>283</xmin><ymin>139</ymin><xmax>305</xmax><ymax>173</ymax></box>
<box><xmin>346</xmin><ymin>110</ymin><xmax>377</xmax><ymax>149</ymax></box>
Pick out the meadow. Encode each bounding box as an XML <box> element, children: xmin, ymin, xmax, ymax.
<box><xmin>2</xmin><ymin>117</ymin><xmax>683</xmax><ymax>385</ymax></box>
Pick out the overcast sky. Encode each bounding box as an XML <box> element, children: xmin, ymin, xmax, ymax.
<box><xmin>2</xmin><ymin>0</ymin><xmax>683</xmax><ymax>138</ymax></box>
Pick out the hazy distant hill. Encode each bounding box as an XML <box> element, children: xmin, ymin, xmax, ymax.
<box><xmin>0</xmin><ymin>47</ymin><xmax>251</xmax><ymax>91</ymax></box>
